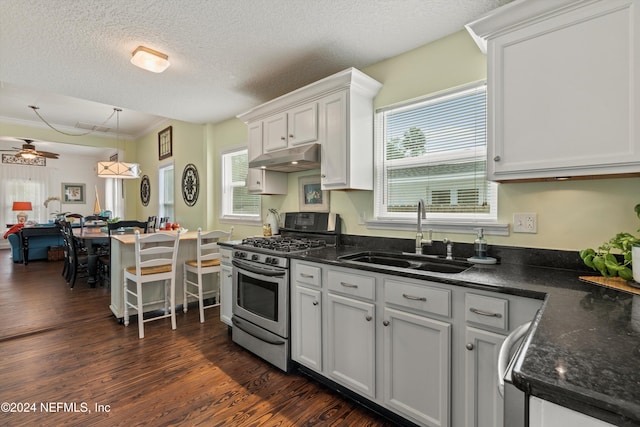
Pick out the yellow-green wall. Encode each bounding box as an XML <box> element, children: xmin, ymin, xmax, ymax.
<box><xmin>5</xmin><ymin>29</ymin><xmax>639</xmax><ymax>253</ymax></box>
<box><xmin>203</xmin><ymin>30</ymin><xmax>640</xmax><ymax>252</ymax></box>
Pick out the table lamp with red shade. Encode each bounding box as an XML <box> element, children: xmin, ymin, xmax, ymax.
<box><xmin>12</xmin><ymin>201</ymin><xmax>32</xmax><ymax>224</ymax></box>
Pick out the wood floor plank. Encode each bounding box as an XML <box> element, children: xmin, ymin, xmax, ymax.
<box><xmin>0</xmin><ymin>250</ymin><xmax>395</xmax><ymax>426</ymax></box>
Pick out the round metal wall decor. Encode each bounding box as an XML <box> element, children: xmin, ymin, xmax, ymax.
<box><xmin>140</xmin><ymin>175</ymin><xmax>151</xmax><ymax>206</ymax></box>
<box><xmin>181</xmin><ymin>163</ymin><xmax>199</xmax><ymax>206</ymax></box>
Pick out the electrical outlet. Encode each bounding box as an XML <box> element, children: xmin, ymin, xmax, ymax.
<box><xmin>513</xmin><ymin>213</ymin><xmax>537</xmax><ymax>233</ymax></box>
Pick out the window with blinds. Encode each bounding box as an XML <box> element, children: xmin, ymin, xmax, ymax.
<box><xmin>221</xmin><ymin>148</ymin><xmax>260</xmax><ymax>220</ymax></box>
<box><xmin>375</xmin><ymin>83</ymin><xmax>497</xmax><ymax>221</ymax></box>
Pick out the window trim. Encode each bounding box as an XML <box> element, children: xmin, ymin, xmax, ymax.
<box><xmin>370</xmin><ymin>81</ymin><xmax>508</xmax><ymax>235</ymax></box>
<box><xmin>219</xmin><ymin>145</ymin><xmax>261</xmax><ymax>225</ymax></box>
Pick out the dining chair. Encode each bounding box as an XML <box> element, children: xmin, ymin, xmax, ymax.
<box><xmin>123</xmin><ymin>230</ymin><xmax>181</xmax><ymax>339</ymax></box>
<box><xmin>147</xmin><ymin>216</ymin><xmax>157</xmax><ymax>232</ymax></box>
<box><xmin>60</xmin><ymin>220</ymin><xmax>88</xmax><ymax>288</ymax></box>
<box><xmin>97</xmin><ymin>220</ymin><xmax>149</xmax><ymax>287</ymax></box>
<box><xmin>183</xmin><ymin>227</ymin><xmax>233</xmax><ymax>323</ymax></box>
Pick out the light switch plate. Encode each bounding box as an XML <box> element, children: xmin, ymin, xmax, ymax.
<box><xmin>513</xmin><ymin>213</ymin><xmax>537</xmax><ymax>233</ymax></box>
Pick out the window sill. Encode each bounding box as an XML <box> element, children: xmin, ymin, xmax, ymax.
<box><xmin>365</xmin><ymin>218</ymin><xmax>509</xmax><ymax>236</ymax></box>
<box><xmin>219</xmin><ymin>216</ymin><xmax>261</xmax><ymax>226</ymax></box>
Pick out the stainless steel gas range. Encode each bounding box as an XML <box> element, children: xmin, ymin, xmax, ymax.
<box><xmin>231</xmin><ymin>212</ymin><xmax>340</xmax><ymax>372</ymax></box>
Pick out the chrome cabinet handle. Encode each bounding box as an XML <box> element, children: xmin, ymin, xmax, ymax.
<box><xmin>470</xmin><ymin>307</ymin><xmax>502</xmax><ymax>318</ymax></box>
<box><xmin>281</xmin><ymin>136</ymin><xmax>286</xmax><ymax>140</ymax></box>
<box><xmin>321</xmin><ymin>174</ymin><xmax>326</xmax><ymax>178</ymax></box>
<box><xmin>383</xmin><ymin>320</ymin><xmax>390</xmax><ymax>326</ymax></box>
<box><xmin>256</xmin><ymin>181</ymin><xmax>261</xmax><ymax>185</ymax></box>
<box><xmin>289</xmin><ymin>134</ymin><xmax>294</xmax><ymax>138</ymax></box>
<box><xmin>403</xmin><ymin>293</ymin><xmax>426</xmax><ymax>302</ymax></box>
<box><xmin>312</xmin><ymin>301</ymin><xmax>319</xmax><ymax>306</ymax></box>
<box><xmin>494</xmin><ymin>155</ymin><xmax>501</xmax><ymax>161</ymax></box>
<box><xmin>466</xmin><ymin>343</ymin><xmax>474</xmax><ymax>351</ymax></box>
<box><xmin>341</xmin><ymin>281</ymin><xmax>358</xmax><ymax>288</ymax></box>
<box><xmin>365</xmin><ymin>315</ymin><xmax>372</xmax><ymax>321</ymax></box>
<box><xmin>300</xmin><ymin>273</ymin><xmax>315</xmax><ymax>278</ymax></box>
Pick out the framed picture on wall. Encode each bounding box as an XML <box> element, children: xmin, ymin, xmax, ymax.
<box><xmin>158</xmin><ymin>126</ymin><xmax>173</xmax><ymax>160</ymax></box>
<box><xmin>298</xmin><ymin>175</ymin><xmax>329</xmax><ymax>212</ymax></box>
<box><xmin>62</xmin><ymin>183</ymin><xmax>86</xmax><ymax>204</ymax></box>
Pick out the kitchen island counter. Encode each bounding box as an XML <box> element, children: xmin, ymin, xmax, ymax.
<box><xmin>291</xmin><ymin>245</ymin><xmax>640</xmax><ymax>426</ymax></box>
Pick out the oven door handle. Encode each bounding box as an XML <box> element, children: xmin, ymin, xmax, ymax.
<box><xmin>232</xmin><ymin>259</ymin><xmax>286</xmax><ymax>277</ymax></box>
<box><xmin>232</xmin><ymin>317</ymin><xmax>286</xmax><ymax>345</ymax></box>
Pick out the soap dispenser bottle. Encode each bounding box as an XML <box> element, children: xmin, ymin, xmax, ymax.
<box><xmin>474</xmin><ymin>228</ymin><xmax>487</xmax><ymax>259</ymax></box>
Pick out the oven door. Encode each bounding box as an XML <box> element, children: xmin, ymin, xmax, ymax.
<box><xmin>232</xmin><ymin>258</ymin><xmax>288</xmax><ymax>338</ymax></box>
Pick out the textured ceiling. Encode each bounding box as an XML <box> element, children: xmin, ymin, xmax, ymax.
<box><xmin>0</xmin><ymin>0</ymin><xmax>509</xmax><ymax>142</ymax></box>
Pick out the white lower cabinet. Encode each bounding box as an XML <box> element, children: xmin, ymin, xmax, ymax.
<box><xmin>327</xmin><ymin>292</ymin><xmax>376</xmax><ymax>398</ymax></box>
<box><xmin>289</xmin><ymin>259</ymin><xmax>542</xmax><ymax>427</ymax></box>
<box><xmin>219</xmin><ymin>247</ymin><xmax>233</xmax><ymax>326</ymax></box>
<box><xmin>292</xmin><ymin>285</ymin><xmax>322</xmax><ymax>371</ymax></box>
<box><xmin>383</xmin><ymin>307</ymin><xmax>451</xmax><ymax>427</ymax></box>
<box><xmin>529</xmin><ymin>396</ymin><xmax>615</xmax><ymax>427</ymax></box>
<box><xmin>463</xmin><ymin>327</ymin><xmax>505</xmax><ymax>427</ymax></box>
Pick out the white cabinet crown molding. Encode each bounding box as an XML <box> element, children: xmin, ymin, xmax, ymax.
<box><xmin>237</xmin><ymin>67</ymin><xmax>382</xmax><ymax>123</ymax></box>
<box><xmin>466</xmin><ymin>0</ymin><xmax>599</xmax><ymax>53</ymax></box>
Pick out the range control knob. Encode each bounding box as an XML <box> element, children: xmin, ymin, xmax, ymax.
<box><xmin>251</xmin><ymin>254</ymin><xmax>259</xmax><ymax>261</ymax></box>
<box><xmin>265</xmin><ymin>257</ymin><xmax>272</xmax><ymax>264</ymax></box>
<box><xmin>270</xmin><ymin>258</ymin><xmax>280</xmax><ymax>265</ymax></box>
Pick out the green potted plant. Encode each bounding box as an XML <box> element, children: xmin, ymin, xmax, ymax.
<box><xmin>580</xmin><ymin>204</ymin><xmax>640</xmax><ymax>281</ymax></box>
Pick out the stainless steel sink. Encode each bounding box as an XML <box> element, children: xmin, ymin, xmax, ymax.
<box><xmin>338</xmin><ymin>251</ymin><xmax>472</xmax><ymax>274</ymax></box>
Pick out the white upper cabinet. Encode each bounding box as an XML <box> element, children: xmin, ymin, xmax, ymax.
<box><xmin>263</xmin><ymin>102</ymin><xmax>318</xmax><ymax>152</ymax></box>
<box><xmin>467</xmin><ymin>0</ymin><xmax>640</xmax><ymax>181</ymax></box>
<box><xmin>237</xmin><ymin>68</ymin><xmax>382</xmax><ymax>189</ymax></box>
<box><xmin>247</xmin><ymin>121</ymin><xmax>263</xmax><ymax>163</ymax></box>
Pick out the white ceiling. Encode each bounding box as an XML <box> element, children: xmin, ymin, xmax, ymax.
<box><xmin>0</xmin><ymin>0</ymin><xmax>509</xmax><ymax>152</ymax></box>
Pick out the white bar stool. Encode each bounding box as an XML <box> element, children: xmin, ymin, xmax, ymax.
<box><xmin>183</xmin><ymin>227</ymin><xmax>233</xmax><ymax>323</ymax></box>
<box><xmin>123</xmin><ymin>230</ymin><xmax>181</xmax><ymax>339</ymax></box>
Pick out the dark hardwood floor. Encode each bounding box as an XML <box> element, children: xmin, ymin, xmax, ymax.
<box><xmin>0</xmin><ymin>249</ymin><xmax>393</xmax><ymax>426</ymax></box>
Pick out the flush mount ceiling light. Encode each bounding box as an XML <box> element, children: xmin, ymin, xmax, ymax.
<box><xmin>130</xmin><ymin>46</ymin><xmax>170</xmax><ymax>73</ymax></box>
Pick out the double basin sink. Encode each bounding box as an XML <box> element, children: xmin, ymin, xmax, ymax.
<box><xmin>338</xmin><ymin>251</ymin><xmax>472</xmax><ymax>274</ymax></box>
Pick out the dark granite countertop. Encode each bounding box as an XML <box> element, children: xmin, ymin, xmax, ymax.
<box><xmin>288</xmin><ymin>243</ymin><xmax>640</xmax><ymax>426</ymax></box>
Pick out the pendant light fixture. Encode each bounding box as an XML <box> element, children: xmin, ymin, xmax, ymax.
<box><xmin>130</xmin><ymin>46</ymin><xmax>170</xmax><ymax>73</ymax></box>
<box><xmin>97</xmin><ymin>108</ymin><xmax>141</xmax><ymax>179</ymax></box>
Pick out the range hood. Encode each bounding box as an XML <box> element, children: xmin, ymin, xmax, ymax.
<box><xmin>249</xmin><ymin>144</ymin><xmax>320</xmax><ymax>172</ymax></box>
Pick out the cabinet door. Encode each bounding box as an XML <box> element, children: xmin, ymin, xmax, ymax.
<box><xmin>247</xmin><ymin>121</ymin><xmax>263</xmax><ymax>163</ymax></box>
<box><xmin>319</xmin><ymin>91</ymin><xmax>348</xmax><ymax>189</ymax></box>
<box><xmin>219</xmin><ymin>264</ymin><xmax>233</xmax><ymax>326</ymax></box>
<box><xmin>488</xmin><ymin>0</ymin><xmax>640</xmax><ymax>180</ymax></box>
<box><xmin>327</xmin><ymin>292</ymin><xmax>375</xmax><ymax>398</ymax></box>
<box><xmin>291</xmin><ymin>285</ymin><xmax>322</xmax><ymax>371</ymax></box>
<box><xmin>263</xmin><ymin>112</ymin><xmax>288</xmax><ymax>152</ymax></box>
<box><xmin>383</xmin><ymin>307</ymin><xmax>451</xmax><ymax>427</ymax></box>
<box><xmin>246</xmin><ymin>168</ymin><xmax>287</xmax><ymax>195</ymax></box>
<box><xmin>288</xmin><ymin>102</ymin><xmax>318</xmax><ymax>146</ymax></box>
<box><xmin>464</xmin><ymin>326</ymin><xmax>505</xmax><ymax>427</ymax></box>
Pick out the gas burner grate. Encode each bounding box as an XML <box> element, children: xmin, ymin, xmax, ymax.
<box><xmin>240</xmin><ymin>236</ymin><xmax>326</xmax><ymax>253</ymax></box>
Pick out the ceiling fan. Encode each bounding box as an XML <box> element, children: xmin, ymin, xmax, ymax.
<box><xmin>0</xmin><ymin>138</ymin><xmax>60</xmax><ymax>159</ymax></box>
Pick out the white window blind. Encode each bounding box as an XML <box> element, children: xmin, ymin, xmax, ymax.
<box><xmin>375</xmin><ymin>83</ymin><xmax>497</xmax><ymax>223</ymax></box>
<box><xmin>221</xmin><ymin>148</ymin><xmax>260</xmax><ymax>221</ymax></box>
<box><xmin>159</xmin><ymin>163</ymin><xmax>174</xmax><ymax>221</ymax></box>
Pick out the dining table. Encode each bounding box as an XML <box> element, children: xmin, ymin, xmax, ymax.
<box><xmin>73</xmin><ymin>226</ymin><xmax>109</xmax><ymax>287</ymax></box>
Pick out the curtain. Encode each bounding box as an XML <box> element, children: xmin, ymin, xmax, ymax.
<box><xmin>1</xmin><ymin>164</ymin><xmax>48</xmax><ymax>226</ymax></box>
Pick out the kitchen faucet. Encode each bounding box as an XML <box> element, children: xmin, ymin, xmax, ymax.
<box><xmin>416</xmin><ymin>199</ymin><xmax>432</xmax><ymax>254</ymax></box>
<box><xmin>443</xmin><ymin>238</ymin><xmax>454</xmax><ymax>260</ymax></box>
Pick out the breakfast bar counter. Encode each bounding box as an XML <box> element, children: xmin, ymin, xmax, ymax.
<box><xmin>109</xmin><ymin>231</ymin><xmax>218</xmax><ymax>319</ymax></box>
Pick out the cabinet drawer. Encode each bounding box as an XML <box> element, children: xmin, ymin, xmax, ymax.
<box><xmin>294</xmin><ymin>263</ymin><xmax>321</xmax><ymax>288</ymax></box>
<box><xmin>328</xmin><ymin>270</ymin><xmax>375</xmax><ymax>301</ymax></box>
<box><xmin>465</xmin><ymin>293</ymin><xmax>508</xmax><ymax>331</ymax></box>
<box><xmin>384</xmin><ymin>279</ymin><xmax>450</xmax><ymax>318</ymax></box>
